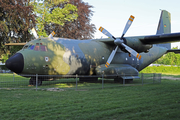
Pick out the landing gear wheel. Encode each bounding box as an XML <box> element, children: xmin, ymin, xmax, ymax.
<box><xmin>114</xmin><ymin>78</ymin><xmax>133</xmax><ymax>84</ymax></box>
<box><xmin>114</xmin><ymin>78</ymin><xmax>123</xmax><ymax>83</ymax></box>
<box><xmin>126</xmin><ymin>79</ymin><xmax>133</xmax><ymax>83</ymax></box>
<box><xmin>29</xmin><ymin>78</ymin><xmax>42</xmax><ymax>86</ymax></box>
<box><xmin>79</xmin><ymin>77</ymin><xmax>98</xmax><ymax>82</ymax></box>
<box><xmin>38</xmin><ymin>80</ymin><xmax>42</xmax><ymax>86</ymax></box>
<box><xmin>29</xmin><ymin>78</ymin><xmax>36</xmax><ymax>85</ymax></box>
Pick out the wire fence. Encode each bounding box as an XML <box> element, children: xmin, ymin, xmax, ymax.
<box><xmin>0</xmin><ymin>73</ymin><xmax>161</xmax><ymax>91</ymax></box>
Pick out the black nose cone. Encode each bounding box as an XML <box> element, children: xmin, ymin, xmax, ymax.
<box><xmin>6</xmin><ymin>53</ymin><xmax>24</xmax><ymax>73</ymax></box>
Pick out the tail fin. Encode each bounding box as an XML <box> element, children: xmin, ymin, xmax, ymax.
<box><xmin>155</xmin><ymin>10</ymin><xmax>171</xmax><ymax>50</ymax></box>
<box><xmin>156</xmin><ymin>10</ymin><xmax>171</xmax><ymax>34</ymax></box>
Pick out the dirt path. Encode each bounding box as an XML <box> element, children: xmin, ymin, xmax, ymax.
<box><xmin>161</xmin><ymin>76</ymin><xmax>180</xmax><ymax>80</ymax></box>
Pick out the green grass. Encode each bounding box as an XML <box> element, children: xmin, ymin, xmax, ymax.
<box><xmin>0</xmin><ymin>79</ymin><xmax>180</xmax><ymax>120</ymax></box>
<box><xmin>0</xmin><ymin>73</ymin><xmax>160</xmax><ymax>90</ymax></box>
<box><xmin>140</xmin><ymin>66</ymin><xmax>180</xmax><ymax>75</ymax></box>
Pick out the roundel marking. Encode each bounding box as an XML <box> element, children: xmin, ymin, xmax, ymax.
<box><xmin>45</xmin><ymin>56</ymin><xmax>49</xmax><ymax>62</ymax></box>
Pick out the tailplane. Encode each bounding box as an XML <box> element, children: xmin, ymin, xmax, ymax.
<box><xmin>155</xmin><ymin>10</ymin><xmax>171</xmax><ymax>49</ymax></box>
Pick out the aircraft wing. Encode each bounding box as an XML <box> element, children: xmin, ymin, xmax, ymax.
<box><xmin>140</xmin><ymin>33</ymin><xmax>180</xmax><ymax>44</ymax></box>
<box><xmin>96</xmin><ymin>32</ymin><xmax>180</xmax><ymax>45</ymax></box>
<box><xmin>96</xmin><ymin>38</ymin><xmax>115</xmax><ymax>45</ymax></box>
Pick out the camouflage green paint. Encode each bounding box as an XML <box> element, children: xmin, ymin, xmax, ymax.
<box><xmin>19</xmin><ymin>38</ymin><xmax>70</xmax><ymax>75</ymax></box>
<box><xmin>78</xmin><ymin>40</ymin><xmax>112</xmax><ymax>75</ymax></box>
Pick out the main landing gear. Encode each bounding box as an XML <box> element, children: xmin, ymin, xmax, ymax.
<box><xmin>29</xmin><ymin>77</ymin><xmax>42</xmax><ymax>86</ymax></box>
<box><xmin>114</xmin><ymin>78</ymin><xmax>133</xmax><ymax>83</ymax></box>
<box><xmin>79</xmin><ymin>77</ymin><xmax>98</xmax><ymax>82</ymax></box>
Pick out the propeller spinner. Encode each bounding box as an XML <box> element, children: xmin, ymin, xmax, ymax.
<box><xmin>99</xmin><ymin>15</ymin><xmax>142</xmax><ymax>68</ymax></box>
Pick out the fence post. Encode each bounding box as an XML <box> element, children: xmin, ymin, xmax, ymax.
<box><xmin>141</xmin><ymin>73</ymin><xmax>144</xmax><ymax>86</ymax></box>
<box><xmin>76</xmin><ymin>74</ymin><xmax>78</xmax><ymax>90</ymax></box>
<box><xmin>123</xmin><ymin>73</ymin><xmax>125</xmax><ymax>86</ymax></box>
<box><xmin>153</xmin><ymin>73</ymin><xmax>155</xmax><ymax>84</ymax></box>
<box><xmin>36</xmin><ymin>74</ymin><xmax>38</xmax><ymax>91</ymax></box>
<box><xmin>13</xmin><ymin>72</ymin><xmax>14</xmax><ymax>82</ymax></box>
<box><xmin>102</xmin><ymin>71</ymin><xmax>104</xmax><ymax>89</ymax></box>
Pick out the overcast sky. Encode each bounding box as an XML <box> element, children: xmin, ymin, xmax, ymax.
<box><xmin>83</xmin><ymin>0</ymin><xmax>180</xmax><ymax>48</ymax></box>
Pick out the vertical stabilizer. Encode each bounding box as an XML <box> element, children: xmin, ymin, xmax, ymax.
<box><xmin>155</xmin><ymin>10</ymin><xmax>171</xmax><ymax>49</ymax></box>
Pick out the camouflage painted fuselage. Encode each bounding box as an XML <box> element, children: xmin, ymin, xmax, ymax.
<box><xmin>16</xmin><ymin>37</ymin><xmax>167</xmax><ymax>77</ymax></box>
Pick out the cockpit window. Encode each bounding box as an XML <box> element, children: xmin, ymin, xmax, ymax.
<box><xmin>28</xmin><ymin>45</ymin><xmax>32</xmax><ymax>49</ymax></box>
<box><xmin>23</xmin><ymin>45</ymin><xmax>28</xmax><ymax>49</ymax></box>
<box><xmin>28</xmin><ymin>45</ymin><xmax>35</xmax><ymax>50</ymax></box>
<box><xmin>41</xmin><ymin>45</ymin><xmax>47</xmax><ymax>51</ymax></box>
<box><xmin>25</xmin><ymin>43</ymin><xmax>47</xmax><ymax>51</ymax></box>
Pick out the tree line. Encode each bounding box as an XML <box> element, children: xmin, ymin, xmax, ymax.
<box><xmin>0</xmin><ymin>0</ymin><xmax>96</xmax><ymax>56</ymax></box>
<box><xmin>153</xmin><ymin>47</ymin><xmax>180</xmax><ymax>66</ymax></box>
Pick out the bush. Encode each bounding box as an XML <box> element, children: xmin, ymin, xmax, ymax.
<box><xmin>1</xmin><ymin>54</ymin><xmax>8</xmax><ymax>63</ymax></box>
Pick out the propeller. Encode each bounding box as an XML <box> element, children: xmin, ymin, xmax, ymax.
<box><xmin>31</xmin><ymin>28</ymin><xmax>55</xmax><ymax>39</ymax></box>
<box><xmin>48</xmin><ymin>31</ymin><xmax>56</xmax><ymax>39</ymax></box>
<box><xmin>99</xmin><ymin>15</ymin><xmax>142</xmax><ymax>68</ymax></box>
<box><xmin>31</xmin><ymin>28</ymin><xmax>38</xmax><ymax>39</ymax></box>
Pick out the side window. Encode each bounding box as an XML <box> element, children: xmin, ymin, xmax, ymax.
<box><xmin>32</xmin><ymin>43</ymin><xmax>47</xmax><ymax>51</ymax></box>
<box><xmin>34</xmin><ymin>45</ymin><xmax>40</xmax><ymax>51</ymax></box>
<box><xmin>41</xmin><ymin>45</ymin><xmax>47</xmax><ymax>51</ymax></box>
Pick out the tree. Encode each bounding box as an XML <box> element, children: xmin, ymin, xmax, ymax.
<box><xmin>154</xmin><ymin>47</ymin><xmax>180</xmax><ymax>65</ymax></box>
<box><xmin>45</xmin><ymin>0</ymin><xmax>96</xmax><ymax>39</ymax></box>
<box><xmin>0</xmin><ymin>0</ymin><xmax>36</xmax><ymax>54</ymax></box>
<box><xmin>31</xmin><ymin>0</ymin><xmax>78</xmax><ymax>37</ymax></box>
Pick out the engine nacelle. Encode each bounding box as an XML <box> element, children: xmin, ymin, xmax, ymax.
<box><xmin>123</xmin><ymin>37</ymin><xmax>152</xmax><ymax>53</ymax></box>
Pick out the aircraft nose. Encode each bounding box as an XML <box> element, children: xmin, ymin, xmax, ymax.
<box><xmin>6</xmin><ymin>53</ymin><xmax>24</xmax><ymax>73</ymax></box>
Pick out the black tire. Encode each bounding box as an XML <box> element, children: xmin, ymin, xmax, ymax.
<box><xmin>114</xmin><ymin>78</ymin><xmax>133</xmax><ymax>84</ymax></box>
<box><xmin>29</xmin><ymin>78</ymin><xmax>42</xmax><ymax>86</ymax></box>
<box><xmin>79</xmin><ymin>77</ymin><xmax>98</xmax><ymax>82</ymax></box>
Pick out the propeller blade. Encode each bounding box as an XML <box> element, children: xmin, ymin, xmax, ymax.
<box><xmin>121</xmin><ymin>15</ymin><xmax>135</xmax><ymax>38</ymax></box>
<box><xmin>48</xmin><ymin>31</ymin><xmax>56</xmax><ymax>39</ymax></box>
<box><xmin>122</xmin><ymin>43</ymin><xmax>142</xmax><ymax>60</ymax></box>
<box><xmin>105</xmin><ymin>46</ymin><xmax>118</xmax><ymax>68</ymax></box>
<box><xmin>99</xmin><ymin>27</ymin><xmax>116</xmax><ymax>40</ymax></box>
<box><xmin>31</xmin><ymin>28</ymin><xmax>38</xmax><ymax>39</ymax></box>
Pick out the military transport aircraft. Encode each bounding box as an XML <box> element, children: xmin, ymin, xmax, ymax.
<box><xmin>5</xmin><ymin>10</ymin><xmax>180</xmax><ymax>85</ymax></box>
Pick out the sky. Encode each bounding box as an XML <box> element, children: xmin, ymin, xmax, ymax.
<box><xmin>83</xmin><ymin>0</ymin><xmax>180</xmax><ymax>48</ymax></box>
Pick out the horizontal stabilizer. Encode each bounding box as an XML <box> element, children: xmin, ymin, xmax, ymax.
<box><xmin>167</xmin><ymin>49</ymin><xmax>180</xmax><ymax>53</ymax></box>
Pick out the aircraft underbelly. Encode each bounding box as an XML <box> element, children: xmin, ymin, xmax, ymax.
<box><xmin>95</xmin><ymin>64</ymin><xmax>139</xmax><ymax>78</ymax></box>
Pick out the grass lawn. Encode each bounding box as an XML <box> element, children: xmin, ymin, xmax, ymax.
<box><xmin>0</xmin><ymin>73</ymin><xmax>160</xmax><ymax>89</ymax></box>
<box><xmin>0</xmin><ymin>78</ymin><xmax>180</xmax><ymax>120</ymax></box>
